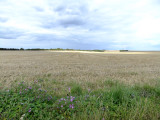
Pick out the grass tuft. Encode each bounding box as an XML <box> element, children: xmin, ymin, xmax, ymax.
<box><xmin>0</xmin><ymin>80</ymin><xmax>160</xmax><ymax>120</ymax></box>
<box><xmin>71</xmin><ymin>84</ymin><xmax>83</xmax><ymax>96</ymax></box>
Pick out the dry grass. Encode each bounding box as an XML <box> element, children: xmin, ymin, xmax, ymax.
<box><xmin>1</xmin><ymin>50</ymin><xmax>160</xmax><ymax>120</ymax></box>
<box><xmin>0</xmin><ymin>51</ymin><xmax>160</xmax><ymax>89</ymax></box>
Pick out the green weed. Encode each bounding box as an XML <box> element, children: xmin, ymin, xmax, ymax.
<box><xmin>0</xmin><ymin>80</ymin><xmax>160</xmax><ymax>120</ymax></box>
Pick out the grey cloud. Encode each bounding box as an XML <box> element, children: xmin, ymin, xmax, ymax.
<box><xmin>55</xmin><ymin>6</ymin><xmax>65</xmax><ymax>12</ymax></box>
<box><xmin>33</xmin><ymin>33</ymin><xmax>60</xmax><ymax>42</ymax></box>
<box><xmin>59</xmin><ymin>17</ymin><xmax>85</xmax><ymax>27</ymax></box>
<box><xmin>41</xmin><ymin>19</ymin><xmax>58</xmax><ymax>29</ymax></box>
<box><xmin>42</xmin><ymin>23</ymin><xmax>57</xmax><ymax>29</ymax></box>
<box><xmin>30</xmin><ymin>32</ymin><xmax>113</xmax><ymax>50</ymax></box>
<box><xmin>41</xmin><ymin>16</ymin><xmax>86</xmax><ymax>29</ymax></box>
<box><xmin>0</xmin><ymin>27</ymin><xmax>24</xmax><ymax>39</ymax></box>
<box><xmin>0</xmin><ymin>17</ymin><xmax>8</xmax><ymax>22</ymax></box>
<box><xmin>54</xmin><ymin>3</ymin><xmax>88</xmax><ymax>15</ymax></box>
<box><xmin>33</xmin><ymin>6</ymin><xmax>44</xmax><ymax>12</ymax></box>
<box><xmin>39</xmin><ymin>1</ymin><xmax>89</xmax><ymax>29</ymax></box>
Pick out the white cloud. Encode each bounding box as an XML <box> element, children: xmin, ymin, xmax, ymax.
<box><xmin>0</xmin><ymin>0</ymin><xmax>160</xmax><ymax>50</ymax></box>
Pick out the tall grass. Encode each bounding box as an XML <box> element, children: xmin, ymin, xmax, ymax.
<box><xmin>0</xmin><ymin>79</ymin><xmax>160</xmax><ymax>120</ymax></box>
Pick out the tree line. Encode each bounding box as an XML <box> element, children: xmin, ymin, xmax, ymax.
<box><xmin>0</xmin><ymin>48</ymin><xmax>45</xmax><ymax>51</ymax></box>
<box><xmin>0</xmin><ymin>48</ymin><xmax>72</xmax><ymax>51</ymax></box>
<box><xmin>0</xmin><ymin>48</ymin><xmax>113</xmax><ymax>52</ymax></box>
<box><xmin>0</xmin><ymin>48</ymin><xmax>24</xmax><ymax>50</ymax></box>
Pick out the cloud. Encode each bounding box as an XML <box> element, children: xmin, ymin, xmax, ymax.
<box><xmin>0</xmin><ymin>17</ymin><xmax>8</xmax><ymax>23</ymax></box>
<box><xmin>59</xmin><ymin>17</ymin><xmax>85</xmax><ymax>27</ymax></box>
<box><xmin>55</xmin><ymin>6</ymin><xmax>65</xmax><ymax>12</ymax></box>
<box><xmin>33</xmin><ymin>6</ymin><xmax>44</xmax><ymax>12</ymax></box>
<box><xmin>54</xmin><ymin>3</ymin><xmax>88</xmax><ymax>15</ymax></box>
<box><xmin>0</xmin><ymin>26</ymin><xmax>24</xmax><ymax>39</ymax></box>
<box><xmin>0</xmin><ymin>0</ymin><xmax>160</xmax><ymax>50</ymax></box>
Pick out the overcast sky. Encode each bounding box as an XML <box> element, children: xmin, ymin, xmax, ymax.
<box><xmin>0</xmin><ymin>0</ymin><xmax>160</xmax><ymax>50</ymax></box>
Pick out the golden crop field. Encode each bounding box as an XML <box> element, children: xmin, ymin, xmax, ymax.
<box><xmin>1</xmin><ymin>51</ymin><xmax>160</xmax><ymax>89</ymax></box>
<box><xmin>1</xmin><ymin>51</ymin><xmax>160</xmax><ymax>119</ymax></box>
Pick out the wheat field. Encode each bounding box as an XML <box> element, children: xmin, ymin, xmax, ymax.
<box><xmin>1</xmin><ymin>51</ymin><xmax>160</xmax><ymax>89</ymax></box>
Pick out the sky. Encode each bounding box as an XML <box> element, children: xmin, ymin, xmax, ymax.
<box><xmin>0</xmin><ymin>0</ymin><xmax>160</xmax><ymax>50</ymax></box>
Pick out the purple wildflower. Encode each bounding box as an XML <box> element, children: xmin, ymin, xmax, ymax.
<box><xmin>68</xmin><ymin>87</ymin><xmax>71</xmax><ymax>92</ymax></box>
<box><xmin>88</xmin><ymin>89</ymin><xmax>91</xmax><ymax>92</ymax></box>
<box><xmin>61</xmin><ymin>98</ymin><xmax>63</xmax><ymax>101</ymax></box>
<box><xmin>25</xmin><ymin>89</ymin><xmax>27</xmax><ymax>91</ymax></box>
<box><xmin>70</xmin><ymin>98</ymin><xmax>73</xmax><ymax>102</ymax></box>
<box><xmin>69</xmin><ymin>104</ymin><xmax>74</xmax><ymax>109</ymax></box>
<box><xmin>28</xmin><ymin>86</ymin><xmax>32</xmax><ymax>89</ymax></box>
<box><xmin>61</xmin><ymin>105</ymin><xmax>63</xmax><ymax>108</ymax></box>
<box><xmin>70</xmin><ymin>96</ymin><xmax>75</xmax><ymax>102</ymax></box>
<box><xmin>28</xmin><ymin>108</ymin><xmax>31</xmax><ymax>112</ymax></box>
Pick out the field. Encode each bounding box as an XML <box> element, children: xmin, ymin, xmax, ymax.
<box><xmin>0</xmin><ymin>51</ymin><xmax>160</xmax><ymax>119</ymax></box>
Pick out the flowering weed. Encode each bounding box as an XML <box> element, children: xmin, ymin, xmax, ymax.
<box><xmin>0</xmin><ymin>80</ymin><xmax>160</xmax><ymax>119</ymax></box>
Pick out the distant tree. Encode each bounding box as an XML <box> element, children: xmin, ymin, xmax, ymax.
<box><xmin>0</xmin><ymin>48</ymin><xmax>19</xmax><ymax>50</ymax></box>
<box><xmin>20</xmin><ymin>48</ymin><xmax>24</xmax><ymax>50</ymax></box>
<box><xmin>57</xmin><ymin>48</ymin><xmax>62</xmax><ymax>50</ymax></box>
